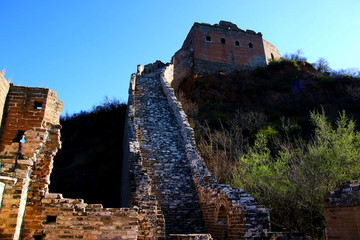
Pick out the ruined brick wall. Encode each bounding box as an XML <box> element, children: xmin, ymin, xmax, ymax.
<box><xmin>0</xmin><ymin>73</ymin><xmax>10</xmax><ymax>131</ymax></box>
<box><xmin>0</xmin><ymin>85</ymin><xmax>58</xmax><ymax>239</ymax></box>
<box><xmin>160</xmin><ymin>64</ymin><xmax>270</xmax><ymax>239</ymax></box>
<box><xmin>0</xmin><ymin>82</ymin><xmax>144</xmax><ymax>240</ymax></box>
<box><xmin>22</xmin><ymin>193</ymin><xmax>139</xmax><ymax>239</ymax></box>
<box><xmin>263</xmin><ymin>39</ymin><xmax>281</xmax><ymax>64</ymax></box>
<box><xmin>324</xmin><ymin>181</ymin><xmax>360</xmax><ymax>239</ymax></box>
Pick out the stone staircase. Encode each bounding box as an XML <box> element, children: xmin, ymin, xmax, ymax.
<box><xmin>133</xmin><ymin>69</ymin><xmax>206</xmax><ymax>236</ymax></box>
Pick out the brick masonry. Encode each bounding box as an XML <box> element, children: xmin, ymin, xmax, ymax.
<box><xmin>172</xmin><ymin>21</ymin><xmax>281</xmax><ymax>90</ymax></box>
<box><xmin>324</xmin><ymin>181</ymin><xmax>360</xmax><ymax>239</ymax></box>
<box><xmin>125</xmin><ymin>62</ymin><xmax>270</xmax><ymax>239</ymax></box>
<box><xmin>160</xmin><ymin>64</ymin><xmax>270</xmax><ymax>239</ymax></box>
<box><xmin>0</xmin><ymin>72</ymin><xmax>10</xmax><ymax>131</ymax></box>
<box><xmin>0</xmin><ymin>82</ymin><xmax>145</xmax><ymax>239</ymax></box>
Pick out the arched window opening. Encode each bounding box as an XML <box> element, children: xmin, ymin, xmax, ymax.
<box><xmin>248</xmin><ymin>42</ymin><xmax>253</xmax><ymax>48</ymax></box>
<box><xmin>221</xmin><ymin>38</ymin><xmax>226</xmax><ymax>44</ymax></box>
<box><xmin>235</xmin><ymin>40</ymin><xmax>240</xmax><ymax>46</ymax></box>
<box><xmin>206</xmin><ymin>36</ymin><xmax>211</xmax><ymax>42</ymax></box>
<box><xmin>271</xmin><ymin>53</ymin><xmax>275</xmax><ymax>60</ymax></box>
<box><xmin>217</xmin><ymin>205</ymin><xmax>228</xmax><ymax>239</ymax></box>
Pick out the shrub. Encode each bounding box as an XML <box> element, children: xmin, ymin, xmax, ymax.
<box><xmin>232</xmin><ymin>110</ymin><xmax>360</xmax><ymax>238</ymax></box>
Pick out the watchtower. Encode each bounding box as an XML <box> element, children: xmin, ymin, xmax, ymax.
<box><xmin>172</xmin><ymin>21</ymin><xmax>281</xmax><ymax>89</ymax></box>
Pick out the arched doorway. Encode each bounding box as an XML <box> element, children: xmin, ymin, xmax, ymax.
<box><xmin>217</xmin><ymin>205</ymin><xmax>228</xmax><ymax>239</ymax></box>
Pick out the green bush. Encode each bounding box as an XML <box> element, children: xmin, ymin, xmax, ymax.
<box><xmin>232</xmin><ymin>110</ymin><xmax>360</xmax><ymax>238</ymax></box>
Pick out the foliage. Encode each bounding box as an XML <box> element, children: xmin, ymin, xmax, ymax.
<box><xmin>232</xmin><ymin>110</ymin><xmax>360</xmax><ymax>237</ymax></box>
<box><xmin>282</xmin><ymin>49</ymin><xmax>307</xmax><ymax>62</ymax></box>
<box><xmin>313</xmin><ymin>57</ymin><xmax>331</xmax><ymax>73</ymax></box>
<box><xmin>257</xmin><ymin>126</ymin><xmax>280</xmax><ymax>141</ymax></box>
<box><xmin>331</xmin><ymin>67</ymin><xmax>360</xmax><ymax>79</ymax></box>
<box><xmin>195</xmin><ymin>110</ymin><xmax>267</xmax><ymax>182</ymax></box>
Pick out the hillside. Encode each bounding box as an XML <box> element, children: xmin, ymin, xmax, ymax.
<box><xmin>179</xmin><ymin>60</ymin><xmax>360</xmax><ymax>134</ymax></box>
<box><xmin>177</xmin><ymin>60</ymin><xmax>360</xmax><ymax>237</ymax></box>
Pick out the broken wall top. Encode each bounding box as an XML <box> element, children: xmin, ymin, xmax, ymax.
<box><xmin>0</xmin><ymin>84</ymin><xmax>63</xmax><ymax>149</ymax></box>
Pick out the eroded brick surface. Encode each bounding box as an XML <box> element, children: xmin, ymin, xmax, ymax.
<box><xmin>324</xmin><ymin>181</ymin><xmax>360</xmax><ymax>239</ymax></box>
<box><xmin>0</xmin><ymin>83</ymin><xmax>143</xmax><ymax>240</ymax></box>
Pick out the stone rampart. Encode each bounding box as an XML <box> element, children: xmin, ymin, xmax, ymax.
<box><xmin>127</xmin><ymin>72</ymin><xmax>166</xmax><ymax>239</ymax></box>
<box><xmin>160</xmin><ymin>64</ymin><xmax>270</xmax><ymax>239</ymax></box>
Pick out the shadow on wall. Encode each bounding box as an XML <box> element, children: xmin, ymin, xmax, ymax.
<box><xmin>50</xmin><ymin>102</ymin><xmax>128</xmax><ymax>208</ymax></box>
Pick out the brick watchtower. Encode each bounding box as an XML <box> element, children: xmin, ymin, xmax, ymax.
<box><xmin>172</xmin><ymin>21</ymin><xmax>281</xmax><ymax>89</ymax></box>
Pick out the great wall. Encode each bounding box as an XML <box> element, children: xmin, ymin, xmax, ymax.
<box><xmin>0</xmin><ymin>21</ymin><xmax>359</xmax><ymax>239</ymax></box>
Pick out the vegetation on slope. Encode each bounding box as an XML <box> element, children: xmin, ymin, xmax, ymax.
<box><xmin>177</xmin><ymin>57</ymin><xmax>360</xmax><ymax>238</ymax></box>
<box><xmin>50</xmin><ymin>98</ymin><xmax>127</xmax><ymax>208</ymax></box>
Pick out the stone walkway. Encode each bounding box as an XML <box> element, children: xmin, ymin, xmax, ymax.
<box><xmin>134</xmin><ymin>69</ymin><xmax>205</xmax><ymax>235</ymax></box>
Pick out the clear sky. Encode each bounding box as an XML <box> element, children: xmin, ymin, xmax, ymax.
<box><xmin>1</xmin><ymin>1</ymin><xmax>359</xmax><ymax>115</ymax></box>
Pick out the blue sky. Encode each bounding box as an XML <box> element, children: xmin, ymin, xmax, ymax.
<box><xmin>1</xmin><ymin>1</ymin><xmax>359</xmax><ymax>115</ymax></box>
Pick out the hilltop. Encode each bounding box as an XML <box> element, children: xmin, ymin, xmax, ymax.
<box><xmin>178</xmin><ymin>60</ymin><xmax>360</xmax><ymax>134</ymax></box>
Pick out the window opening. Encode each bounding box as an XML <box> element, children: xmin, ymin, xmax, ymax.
<box><xmin>235</xmin><ymin>40</ymin><xmax>240</xmax><ymax>46</ymax></box>
<box><xmin>271</xmin><ymin>53</ymin><xmax>275</xmax><ymax>60</ymax></box>
<box><xmin>248</xmin><ymin>42</ymin><xmax>253</xmax><ymax>48</ymax></box>
<box><xmin>34</xmin><ymin>101</ymin><xmax>42</xmax><ymax>109</ymax></box>
<box><xmin>46</xmin><ymin>215</ymin><xmax>57</xmax><ymax>225</ymax></box>
<box><xmin>33</xmin><ymin>236</ymin><xmax>43</xmax><ymax>240</ymax></box>
<box><xmin>13</xmin><ymin>131</ymin><xmax>25</xmax><ymax>143</ymax></box>
<box><xmin>206</xmin><ymin>36</ymin><xmax>211</xmax><ymax>42</ymax></box>
<box><xmin>221</xmin><ymin>38</ymin><xmax>226</xmax><ymax>44</ymax></box>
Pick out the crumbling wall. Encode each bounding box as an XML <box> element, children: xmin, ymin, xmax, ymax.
<box><xmin>0</xmin><ymin>72</ymin><xmax>9</xmax><ymax>131</ymax></box>
<box><xmin>324</xmin><ymin>181</ymin><xmax>360</xmax><ymax>239</ymax></box>
<box><xmin>172</xmin><ymin>49</ymin><xmax>194</xmax><ymax>90</ymax></box>
<box><xmin>127</xmin><ymin>73</ymin><xmax>166</xmax><ymax>239</ymax></box>
<box><xmin>0</xmin><ymin>86</ymin><xmax>56</xmax><ymax>239</ymax></box>
<box><xmin>0</xmin><ymin>83</ymin><xmax>143</xmax><ymax>240</ymax></box>
<box><xmin>160</xmin><ymin>64</ymin><xmax>270</xmax><ymax>239</ymax></box>
<box><xmin>22</xmin><ymin>193</ymin><xmax>139</xmax><ymax>239</ymax></box>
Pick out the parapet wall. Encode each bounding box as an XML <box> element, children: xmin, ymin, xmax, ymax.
<box><xmin>160</xmin><ymin>64</ymin><xmax>270</xmax><ymax>239</ymax></box>
<box><xmin>127</xmin><ymin>73</ymin><xmax>166</xmax><ymax>239</ymax></box>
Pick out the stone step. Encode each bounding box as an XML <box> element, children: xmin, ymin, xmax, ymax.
<box><xmin>134</xmin><ymin>71</ymin><xmax>205</xmax><ymax>235</ymax></box>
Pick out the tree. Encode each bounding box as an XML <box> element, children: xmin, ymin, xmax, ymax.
<box><xmin>313</xmin><ymin>57</ymin><xmax>331</xmax><ymax>73</ymax></box>
<box><xmin>283</xmin><ymin>49</ymin><xmax>307</xmax><ymax>62</ymax></box>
